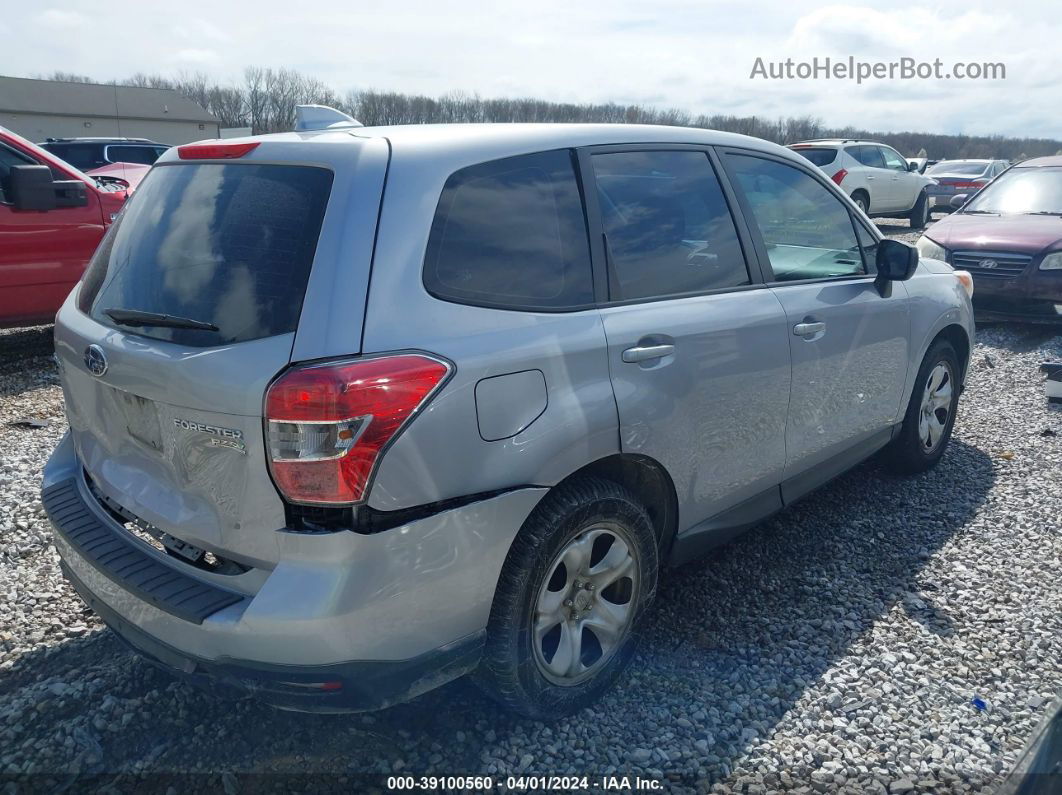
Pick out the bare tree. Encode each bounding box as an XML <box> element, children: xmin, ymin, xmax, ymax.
<box><xmin>41</xmin><ymin>66</ymin><xmax>1062</xmax><ymax>159</ymax></box>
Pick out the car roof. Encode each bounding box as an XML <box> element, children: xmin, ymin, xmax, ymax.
<box><xmin>203</xmin><ymin>123</ymin><xmax>797</xmax><ymax>161</ymax></box>
<box><xmin>41</xmin><ymin>137</ymin><xmax>163</xmax><ymax>144</ymax></box>
<box><xmin>789</xmin><ymin>139</ymin><xmax>883</xmax><ymax>147</ymax></box>
<box><xmin>1015</xmin><ymin>156</ymin><xmax>1062</xmax><ymax>168</ymax></box>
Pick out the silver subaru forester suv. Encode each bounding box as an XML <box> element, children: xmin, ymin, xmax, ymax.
<box><xmin>44</xmin><ymin>107</ymin><xmax>974</xmax><ymax>718</ymax></box>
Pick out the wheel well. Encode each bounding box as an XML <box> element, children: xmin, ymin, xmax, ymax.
<box><xmin>934</xmin><ymin>324</ymin><xmax>971</xmax><ymax>380</ymax></box>
<box><xmin>556</xmin><ymin>454</ymin><xmax>678</xmax><ymax>554</ymax></box>
<box><xmin>851</xmin><ymin>188</ymin><xmax>869</xmax><ymax>202</ymax></box>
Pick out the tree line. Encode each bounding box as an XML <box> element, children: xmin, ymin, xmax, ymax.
<box><xmin>39</xmin><ymin>68</ymin><xmax>1062</xmax><ymax>161</ymax></box>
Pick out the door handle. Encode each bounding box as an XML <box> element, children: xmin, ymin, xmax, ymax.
<box><xmin>793</xmin><ymin>322</ymin><xmax>826</xmax><ymax>337</ymax></box>
<box><xmin>622</xmin><ymin>344</ymin><xmax>676</xmax><ymax>363</ymax></box>
<box><xmin>866</xmin><ymin>175</ymin><xmax>875</xmax><ymax>180</ymax></box>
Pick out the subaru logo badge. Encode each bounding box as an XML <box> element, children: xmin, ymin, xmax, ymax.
<box><xmin>84</xmin><ymin>345</ymin><xmax>108</xmax><ymax>377</ymax></box>
<box><xmin>979</xmin><ymin>259</ymin><xmax>998</xmax><ymax>269</ymax></box>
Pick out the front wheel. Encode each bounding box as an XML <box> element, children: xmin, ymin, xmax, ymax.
<box><xmin>908</xmin><ymin>190</ymin><xmax>930</xmax><ymax>228</ymax></box>
<box><xmin>885</xmin><ymin>339</ymin><xmax>961</xmax><ymax>474</ymax></box>
<box><xmin>475</xmin><ymin>477</ymin><xmax>658</xmax><ymax>719</ymax></box>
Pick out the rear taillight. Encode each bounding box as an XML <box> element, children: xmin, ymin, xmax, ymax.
<box><xmin>831</xmin><ymin>168</ymin><xmax>848</xmax><ymax>185</ymax></box>
<box><xmin>953</xmin><ymin>180</ymin><xmax>987</xmax><ymax>191</ymax></box>
<box><xmin>265</xmin><ymin>354</ymin><xmax>451</xmax><ymax>505</ymax></box>
<box><xmin>177</xmin><ymin>141</ymin><xmax>260</xmax><ymax>159</ymax></box>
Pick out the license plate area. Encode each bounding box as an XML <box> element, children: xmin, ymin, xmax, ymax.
<box><xmin>114</xmin><ymin>388</ymin><xmax>164</xmax><ymax>452</ymax></box>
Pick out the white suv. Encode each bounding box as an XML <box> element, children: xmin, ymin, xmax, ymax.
<box><xmin>789</xmin><ymin>140</ymin><xmax>936</xmax><ymax>228</ymax></box>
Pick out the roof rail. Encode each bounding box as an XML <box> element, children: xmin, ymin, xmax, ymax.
<box><xmin>294</xmin><ymin>105</ymin><xmax>363</xmax><ymax>132</ymax></box>
<box><xmin>792</xmin><ymin>138</ymin><xmax>864</xmax><ymax>144</ymax></box>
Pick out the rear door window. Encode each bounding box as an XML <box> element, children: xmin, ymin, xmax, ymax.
<box><xmin>44</xmin><ymin>143</ymin><xmax>104</xmax><ymax>170</ymax></box>
<box><xmin>849</xmin><ymin>146</ymin><xmax>886</xmax><ymax>169</ymax></box>
<box><xmin>423</xmin><ymin>149</ymin><xmax>593</xmax><ymax>310</ymax></box>
<box><xmin>592</xmin><ymin>150</ymin><xmax>749</xmax><ymax>301</ymax></box>
<box><xmin>79</xmin><ymin>163</ymin><xmax>333</xmax><ymax>347</ymax></box>
<box><xmin>791</xmin><ymin>147</ymin><xmax>838</xmax><ymax>167</ymax></box>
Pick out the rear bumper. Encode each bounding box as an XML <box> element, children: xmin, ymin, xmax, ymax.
<box><xmin>43</xmin><ymin>433</ymin><xmax>546</xmax><ymax>710</ymax></box>
<box><xmin>61</xmin><ymin>559</ymin><xmax>483</xmax><ymax>712</ymax></box>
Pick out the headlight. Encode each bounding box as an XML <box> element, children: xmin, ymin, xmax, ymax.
<box><xmin>954</xmin><ymin>270</ymin><xmax>974</xmax><ymax>298</ymax></box>
<box><xmin>1039</xmin><ymin>252</ymin><xmax>1062</xmax><ymax>270</ymax></box>
<box><xmin>916</xmin><ymin>236</ymin><xmax>947</xmax><ymax>261</ymax></box>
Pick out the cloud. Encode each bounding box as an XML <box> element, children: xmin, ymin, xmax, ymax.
<box><xmin>174</xmin><ymin>48</ymin><xmax>220</xmax><ymax>64</ymax></box>
<box><xmin>36</xmin><ymin>9</ymin><xmax>88</xmax><ymax>28</ymax></box>
<box><xmin>6</xmin><ymin>0</ymin><xmax>1062</xmax><ymax>139</ymax></box>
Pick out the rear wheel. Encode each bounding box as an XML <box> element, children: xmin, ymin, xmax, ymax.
<box><xmin>476</xmin><ymin>477</ymin><xmax>658</xmax><ymax>719</ymax></box>
<box><xmin>886</xmin><ymin>339</ymin><xmax>960</xmax><ymax>474</ymax></box>
<box><xmin>852</xmin><ymin>191</ymin><xmax>870</xmax><ymax>215</ymax></box>
<box><xmin>908</xmin><ymin>190</ymin><xmax>930</xmax><ymax>228</ymax></box>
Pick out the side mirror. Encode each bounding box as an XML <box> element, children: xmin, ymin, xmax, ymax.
<box><xmin>950</xmin><ymin>194</ymin><xmax>968</xmax><ymax>209</ymax></box>
<box><xmin>908</xmin><ymin>161</ymin><xmax>919</xmax><ymax>172</ymax></box>
<box><xmin>875</xmin><ymin>239</ymin><xmax>919</xmax><ymax>294</ymax></box>
<box><xmin>8</xmin><ymin>165</ymin><xmax>88</xmax><ymax>211</ymax></box>
<box><xmin>9</xmin><ymin>165</ymin><xmax>57</xmax><ymax>211</ymax></box>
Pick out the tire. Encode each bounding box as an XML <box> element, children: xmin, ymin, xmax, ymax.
<box><xmin>885</xmin><ymin>339</ymin><xmax>961</xmax><ymax>474</ymax></box>
<box><xmin>908</xmin><ymin>190</ymin><xmax>930</xmax><ymax>228</ymax></box>
<box><xmin>475</xmin><ymin>477</ymin><xmax>659</xmax><ymax>719</ymax></box>
<box><xmin>852</xmin><ymin>192</ymin><xmax>870</xmax><ymax>215</ymax></box>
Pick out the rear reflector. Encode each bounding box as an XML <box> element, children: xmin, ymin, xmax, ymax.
<box><xmin>265</xmin><ymin>354</ymin><xmax>451</xmax><ymax>505</ymax></box>
<box><xmin>177</xmin><ymin>142</ymin><xmax>260</xmax><ymax>160</ymax></box>
<box><xmin>831</xmin><ymin>168</ymin><xmax>848</xmax><ymax>185</ymax></box>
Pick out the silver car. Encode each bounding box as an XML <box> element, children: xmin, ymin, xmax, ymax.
<box><xmin>43</xmin><ymin>108</ymin><xmax>975</xmax><ymax>718</ymax></box>
<box><xmin>925</xmin><ymin>159</ymin><xmax>1010</xmax><ymax>213</ymax></box>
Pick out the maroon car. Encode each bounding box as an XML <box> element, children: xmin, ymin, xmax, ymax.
<box><xmin>916</xmin><ymin>156</ymin><xmax>1062</xmax><ymax>322</ymax></box>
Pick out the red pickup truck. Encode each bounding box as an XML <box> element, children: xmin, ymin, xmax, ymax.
<box><xmin>0</xmin><ymin>127</ymin><xmax>146</xmax><ymax>329</ymax></box>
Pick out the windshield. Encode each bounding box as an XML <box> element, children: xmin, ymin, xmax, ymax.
<box><xmin>0</xmin><ymin>130</ymin><xmax>95</xmax><ymax>186</ymax></box>
<box><xmin>962</xmin><ymin>167</ymin><xmax>1062</xmax><ymax>215</ymax></box>
<box><xmin>927</xmin><ymin>161</ymin><xmax>989</xmax><ymax>177</ymax></box>
<box><xmin>78</xmin><ymin>162</ymin><xmax>334</xmax><ymax>347</ymax></box>
<box><xmin>791</xmin><ymin>147</ymin><xmax>837</xmax><ymax>167</ymax></box>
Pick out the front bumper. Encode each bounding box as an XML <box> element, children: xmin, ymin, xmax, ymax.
<box><xmin>969</xmin><ymin>270</ymin><xmax>1062</xmax><ymax>323</ymax></box>
<box><xmin>43</xmin><ymin>433</ymin><xmax>546</xmax><ymax>711</ymax></box>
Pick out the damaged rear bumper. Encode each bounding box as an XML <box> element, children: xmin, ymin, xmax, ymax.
<box><xmin>43</xmin><ymin>432</ymin><xmax>546</xmax><ymax>711</ymax></box>
<box><xmin>62</xmin><ymin>560</ymin><xmax>483</xmax><ymax>712</ymax></box>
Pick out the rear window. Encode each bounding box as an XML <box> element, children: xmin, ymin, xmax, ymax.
<box><xmin>423</xmin><ymin>149</ymin><xmax>594</xmax><ymax>310</ymax></box>
<box><xmin>106</xmin><ymin>144</ymin><xmax>165</xmax><ymax>165</ymax></box>
<box><xmin>926</xmin><ymin>161</ymin><xmax>989</xmax><ymax>177</ymax></box>
<box><xmin>791</xmin><ymin>147</ymin><xmax>837</xmax><ymax>167</ymax></box>
<box><xmin>79</xmin><ymin>163</ymin><xmax>333</xmax><ymax>347</ymax></box>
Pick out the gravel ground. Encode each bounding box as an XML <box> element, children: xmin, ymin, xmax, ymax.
<box><xmin>1</xmin><ymin>217</ymin><xmax>1061</xmax><ymax>793</ymax></box>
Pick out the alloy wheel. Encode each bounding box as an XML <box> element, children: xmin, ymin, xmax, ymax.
<box><xmin>918</xmin><ymin>361</ymin><xmax>954</xmax><ymax>452</ymax></box>
<box><xmin>531</xmin><ymin>523</ymin><xmax>639</xmax><ymax>686</ymax></box>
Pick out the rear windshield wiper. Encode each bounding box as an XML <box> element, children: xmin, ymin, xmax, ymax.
<box><xmin>1023</xmin><ymin>211</ymin><xmax>1062</xmax><ymax>216</ymax></box>
<box><xmin>960</xmin><ymin>209</ymin><xmax>999</xmax><ymax>215</ymax></box>
<box><xmin>104</xmin><ymin>308</ymin><xmax>220</xmax><ymax>332</ymax></box>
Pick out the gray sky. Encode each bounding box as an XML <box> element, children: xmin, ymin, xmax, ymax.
<box><xmin>5</xmin><ymin>1</ymin><xmax>1060</xmax><ymax>138</ymax></box>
